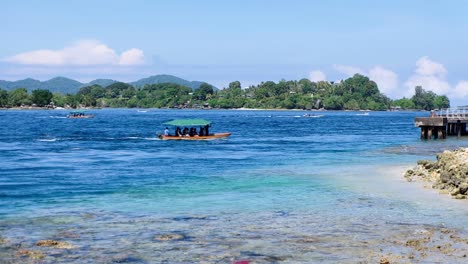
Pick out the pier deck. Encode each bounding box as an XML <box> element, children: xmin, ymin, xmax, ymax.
<box><xmin>414</xmin><ymin>107</ymin><xmax>468</xmax><ymax>139</ymax></box>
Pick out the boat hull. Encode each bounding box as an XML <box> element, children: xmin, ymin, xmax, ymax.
<box><xmin>67</xmin><ymin>115</ymin><xmax>94</xmax><ymax>119</ymax></box>
<box><xmin>159</xmin><ymin>133</ymin><xmax>231</xmax><ymax>140</ymax></box>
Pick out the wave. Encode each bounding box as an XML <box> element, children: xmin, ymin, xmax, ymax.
<box><xmin>123</xmin><ymin>137</ymin><xmax>141</xmax><ymax>140</ymax></box>
<box><xmin>275</xmin><ymin>115</ymin><xmax>302</xmax><ymax>118</ymax></box>
<box><xmin>38</xmin><ymin>138</ymin><xmax>57</xmax><ymax>142</ymax></box>
<box><xmin>303</xmin><ymin>114</ymin><xmax>324</xmax><ymax>118</ymax></box>
<box><xmin>144</xmin><ymin>137</ymin><xmax>160</xmax><ymax>141</ymax></box>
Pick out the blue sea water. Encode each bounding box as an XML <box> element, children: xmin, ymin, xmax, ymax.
<box><xmin>0</xmin><ymin>109</ymin><xmax>467</xmax><ymax>263</ymax></box>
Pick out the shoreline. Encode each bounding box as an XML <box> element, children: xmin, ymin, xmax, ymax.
<box><xmin>1</xmin><ymin>106</ymin><xmax>422</xmax><ymax>111</ymax></box>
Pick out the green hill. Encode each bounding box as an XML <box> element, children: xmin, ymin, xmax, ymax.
<box><xmin>82</xmin><ymin>79</ymin><xmax>117</xmax><ymax>88</ymax></box>
<box><xmin>0</xmin><ymin>75</ymin><xmax>215</xmax><ymax>94</ymax></box>
<box><xmin>131</xmin><ymin>74</ymin><xmax>209</xmax><ymax>90</ymax></box>
<box><xmin>0</xmin><ymin>78</ymin><xmax>42</xmax><ymax>91</ymax></box>
<box><xmin>43</xmin><ymin>77</ymin><xmax>82</xmax><ymax>94</ymax></box>
<box><xmin>0</xmin><ymin>77</ymin><xmax>81</xmax><ymax>93</ymax></box>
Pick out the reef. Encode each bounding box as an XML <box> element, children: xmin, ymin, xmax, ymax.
<box><xmin>405</xmin><ymin>148</ymin><xmax>468</xmax><ymax>199</ymax></box>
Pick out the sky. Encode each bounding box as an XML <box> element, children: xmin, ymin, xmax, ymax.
<box><xmin>2</xmin><ymin>0</ymin><xmax>468</xmax><ymax>106</ymax></box>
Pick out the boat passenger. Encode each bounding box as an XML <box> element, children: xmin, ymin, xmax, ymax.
<box><xmin>164</xmin><ymin>127</ymin><xmax>169</xmax><ymax>136</ymax></box>
<box><xmin>204</xmin><ymin>125</ymin><xmax>210</xmax><ymax>136</ymax></box>
<box><xmin>199</xmin><ymin>126</ymin><xmax>205</xmax><ymax>136</ymax></box>
<box><xmin>182</xmin><ymin>127</ymin><xmax>189</xmax><ymax>136</ymax></box>
<box><xmin>175</xmin><ymin>127</ymin><xmax>182</xmax><ymax>137</ymax></box>
<box><xmin>189</xmin><ymin>127</ymin><xmax>196</xmax><ymax>137</ymax></box>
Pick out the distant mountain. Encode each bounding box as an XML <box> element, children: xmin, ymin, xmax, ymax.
<box><xmin>81</xmin><ymin>79</ymin><xmax>117</xmax><ymax>88</ymax></box>
<box><xmin>0</xmin><ymin>77</ymin><xmax>81</xmax><ymax>94</ymax></box>
<box><xmin>43</xmin><ymin>77</ymin><xmax>82</xmax><ymax>94</ymax></box>
<box><xmin>0</xmin><ymin>74</ymin><xmax>214</xmax><ymax>94</ymax></box>
<box><xmin>0</xmin><ymin>78</ymin><xmax>42</xmax><ymax>90</ymax></box>
<box><xmin>131</xmin><ymin>74</ymin><xmax>209</xmax><ymax>90</ymax></box>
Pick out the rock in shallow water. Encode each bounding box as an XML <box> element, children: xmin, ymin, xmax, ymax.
<box><xmin>36</xmin><ymin>239</ymin><xmax>75</xmax><ymax>249</ymax></box>
<box><xmin>16</xmin><ymin>249</ymin><xmax>45</xmax><ymax>259</ymax></box>
<box><xmin>405</xmin><ymin>148</ymin><xmax>468</xmax><ymax>199</ymax></box>
<box><xmin>153</xmin><ymin>233</ymin><xmax>185</xmax><ymax>241</ymax></box>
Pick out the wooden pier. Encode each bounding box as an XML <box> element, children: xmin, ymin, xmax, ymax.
<box><xmin>414</xmin><ymin>107</ymin><xmax>468</xmax><ymax>139</ymax></box>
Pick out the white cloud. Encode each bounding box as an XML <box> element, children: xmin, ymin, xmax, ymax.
<box><xmin>309</xmin><ymin>70</ymin><xmax>326</xmax><ymax>82</ymax></box>
<box><xmin>119</xmin><ymin>48</ymin><xmax>145</xmax><ymax>65</ymax></box>
<box><xmin>404</xmin><ymin>56</ymin><xmax>451</xmax><ymax>97</ymax></box>
<box><xmin>3</xmin><ymin>40</ymin><xmax>145</xmax><ymax>66</ymax></box>
<box><xmin>452</xmin><ymin>81</ymin><xmax>468</xmax><ymax>98</ymax></box>
<box><xmin>333</xmin><ymin>64</ymin><xmax>364</xmax><ymax>76</ymax></box>
<box><xmin>368</xmin><ymin>66</ymin><xmax>398</xmax><ymax>96</ymax></box>
<box><xmin>403</xmin><ymin>56</ymin><xmax>468</xmax><ymax>106</ymax></box>
<box><xmin>415</xmin><ymin>56</ymin><xmax>447</xmax><ymax>77</ymax></box>
<box><xmin>404</xmin><ymin>75</ymin><xmax>451</xmax><ymax>96</ymax></box>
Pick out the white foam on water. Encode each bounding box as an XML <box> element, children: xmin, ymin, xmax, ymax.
<box><xmin>38</xmin><ymin>138</ymin><xmax>57</xmax><ymax>142</ymax></box>
<box><xmin>144</xmin><ymin>137</ymin><xmax>160</xmax><ymax>140</ymax></box>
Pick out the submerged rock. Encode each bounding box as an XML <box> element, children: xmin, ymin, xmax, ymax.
<box><xmin>153</xmin><ymin>233</ymin><xmax>185</xmax><ymax>241</ymax></box>
<box><xmin>405</xmin><ymin>148</ymin><xmax>468</xmax><ymax>199</ymax></box>
<box><xmin>111</xmin><ymin>254</ymin><xmax>145</xmax><ymax>263</ymax></box>
<box><xmin>57</xmin><ymin>230</ymin><xmax>80</xmax><ymax>239</ymax></box>
<box><xmin>379</xmin><ymin>256</ymin><xmax>390</xmax><ymax>264</ymax></box>
<box><xmin>36</xmin><ymin>239</ymin><xmax>75</xmax><ymax>249</ymax></box>
<box><xmin>16</xmin><ymin>249</ymin><xmax>45</xmax><ymax>259</ymax></box>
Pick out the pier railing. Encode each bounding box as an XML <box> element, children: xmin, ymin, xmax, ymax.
<box><xmin>435</xmin><ymin>107</ymin><xmax>468</xmax><ymax>120</ymax></box>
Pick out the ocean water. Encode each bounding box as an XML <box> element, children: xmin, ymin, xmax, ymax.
<box><xmin>0</xmin><ymin>109</ymin><xmax>467</xmax><ymax>263</ymax></box>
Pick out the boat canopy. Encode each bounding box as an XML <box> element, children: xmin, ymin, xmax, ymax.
<box><xmin>163</xmin><ymin>119</ymin><xmax>211</xmax><ymax>126</ymax></box>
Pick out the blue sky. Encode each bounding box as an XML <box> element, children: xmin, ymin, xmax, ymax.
<box><xmin>2</xmin><ymin>0</ymin><xmax>468</xmax><ymax>105</ymax></box>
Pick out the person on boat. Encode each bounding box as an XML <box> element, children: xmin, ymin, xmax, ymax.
<box><xmin>164</xmin><ymin>127</ymin><xmax>169</xmax><ymax>136</ymax></box>
<box><xmin>204</xmin><ymin>124</ymin><xmax>210</xmax><ymax>136</ymax></box>
<box><xmin>182</xmin><ymin>127</ymin><xmax>189</xmax><ymax>136</ymax></box>
<box><xmin>175</xmin><ymin>127</ymin><xmax>182</xmax><ymax>137</ymax></box>
<box><xmin>189</xmin><ymin>127</ymin><xmax>197</xmax><ymax>137</ymax></box>
<box><xmin>199</xmin><ymin>126</ymin><xmax>205</xmax><ymax>136</ymax></box>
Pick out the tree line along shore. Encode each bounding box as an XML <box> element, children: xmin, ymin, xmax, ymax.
<box><xmin>0</xmin><ymin>74</ymin><xmax>449</xmax><ymax>110</ymax></box>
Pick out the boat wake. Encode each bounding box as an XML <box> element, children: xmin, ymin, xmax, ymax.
<box><xmin>275</xmin><ymin>115</ymin><xmax>302</xmax><ymax>118</ymax></box>
<box><xmin>38</xmin><ymin>138</ymin><xmax>57</xmax><ymax>142</ymax></box>
<box><xmin>303</xmin><ymin>114</ymin><xmax>324</xmax><ymax>118</ymax></box>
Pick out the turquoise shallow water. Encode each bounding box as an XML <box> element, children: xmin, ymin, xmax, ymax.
<box><xmin>0</xmin><ymin>109</ymin><xmax>467</xmax><ymax>263</ymax></box>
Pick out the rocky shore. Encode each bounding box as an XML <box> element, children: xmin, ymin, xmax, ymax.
<box><xmin>405</xmin><ymin>148</ymin><xmax>468</xmax><ymax>199</ymax></box>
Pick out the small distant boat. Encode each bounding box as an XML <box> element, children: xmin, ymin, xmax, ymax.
<box><xmin>137</xmin><ymin>110</ymin><xmax>148</xmax><ymax>113</ymax></box>
<box><xmin>159</xmin><ymin>133</ymin><xmax>231</xmax><ymax>140</ymax></box>
<box><xmin>158</xmin><ymin>119</ymin><xmax>231</xmax><ymax>140</ymax></box>
<box><xmin>303</xmin><ymin>114</ymin><xmax>324</xmax><ymax>118</ymax></box>
<box><xmin>356</xmin><ymin>112</ymin><xmax>369</xmax><ymax>116</ymax></box>
<box><xmin>67</xmin><ymin>111</ymin><xmax>94</xmax><ymax>118</ymax></box>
